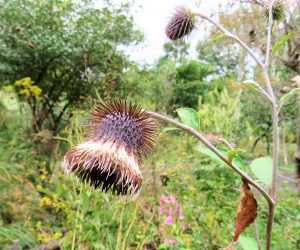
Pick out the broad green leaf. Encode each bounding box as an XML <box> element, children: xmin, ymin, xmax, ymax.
<box><xmin>195</xmin><ymin>146</ymin><xmax>226</xmax><ymax>165</ymax></box>
<box><xmin>238</xmin><ymin>235</ymin><xmax>258</xmax><ymax>250</ymax></box>
<box><xmin>176</xmin><ymin>108</ymin><xmax>200</xmax><ymax>131</ymax></box>
<box><xmin>195</xmin><ymin>146</ymin><xmax>246</xmax><ymax>170</ymax></box>
<box><xmin>279</xmin><ymin>88</ymin><xmax>300</xmax><ymax>110</ymax></box>
<box><xmin>271</xmin><ymin>32</ymin><xmax>299</xmax><ymax>59</ymax></box>
<box><xmin>158</xmin><ymin>243</ymin><xmax>171</xmax><ymax>249</ymax></box>
<box><xmin>250</xmin><ymin>156</ymin><xmax>273</xmax><ymax>186</ymax></box>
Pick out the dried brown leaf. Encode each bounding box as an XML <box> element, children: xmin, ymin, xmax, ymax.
<box><xmin>233</xmin><ymin>179</ymin><xmax>258</xmax><ymax>243</ymax></box>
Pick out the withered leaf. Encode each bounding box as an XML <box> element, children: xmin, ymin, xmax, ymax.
<box><xmin>233</xmin><ymin>179</ymin><xmax>258</xmax><ymax>243</ymax></box>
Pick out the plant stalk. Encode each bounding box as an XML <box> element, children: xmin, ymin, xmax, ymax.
<box><xmin>148</xmin><ymin>111</ymin><xmax>275</xmax><ymax>206</ymax></box>
<box><xmin>194</xmin><ymin>6</ymin><xmax>279</xmax><ymax>248</ymax></box>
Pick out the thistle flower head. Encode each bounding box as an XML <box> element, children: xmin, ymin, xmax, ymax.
<box><xmin>264</xmin><ymin>0</ymin><xmax>286</xmax><ymax>22</ymax></box>
<box><xmin>62</xmin><ymin>99</ymin><xmax>157</xmax><ymax>198</ymax></box>
<box><xmin>166</xmin><ymin>6</ymin><xmax>196</xmax><ymax>41</ymax></box>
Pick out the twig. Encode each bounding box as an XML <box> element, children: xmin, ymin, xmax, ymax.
<box><xmin>148</xmin><ymin>111</ymin><xmax>275</xmax><ymax>206</ymax></box>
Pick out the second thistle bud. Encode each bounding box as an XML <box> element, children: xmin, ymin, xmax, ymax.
<box><xmin>166</xmin><ymin>6</ymin><xmax>196</xmax><ymax>41</ymax></box>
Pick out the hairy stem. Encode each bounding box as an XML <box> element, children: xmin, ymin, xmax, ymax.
<box><xmin>148</xmin><ymin>111</ymin><xmax>275</xmax><ymax>206</ymax></box>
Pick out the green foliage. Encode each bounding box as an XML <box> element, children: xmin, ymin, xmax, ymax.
<box><xmin>250</xmin><ymin>156</ymin><xmax>273</xmax><ymax>186</ymax></box>
<box><xmin>271</xmin><ymin>32</ymin><xmax>299</xmax><ymax>59</ymax></box>
<box><xmin>198</xmin><ymin>87</ymin><xmax>241</xmax><ymax>140</ymax></box>
<box><xmin>238</xmin><ymin>235</ymin><xmax>258</xmax><ymax>250</ymax></box>
<box><xmin>0</xmin><ymin>0</ymin><xmax>142</xmax><ymax>133</ymax></box>
<box><xmin>168</xmin><ymin>60</ymin><xmax>214</xmax><ymax>112</ymax></box>
<box><xmin>176</xmin><ymin>107</ymin><xmax>200</xmax><ymax>131</ymax></box>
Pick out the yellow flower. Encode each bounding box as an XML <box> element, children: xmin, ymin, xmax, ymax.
<box><xmin>41</xmin><ymin>175</ymin><xmax>47</xmax><ymax>181</ymax></box>
<box><xmin>2</xmin><ymin>85</ymin><xmax>13</xmax><ymax>91</ymax></box>
<box><xmin>54</xmin><ymin>232</ymin><xmax>62</xmax><ymax>239</ymax></box>
<box><xmin>36</xmin><ymin>221</ymin><xmax>42</xmax><ymax>229</ymax></box>
<box><xmin>20</xmin><ymin>89</ymin><xmax>30</xmax><ymax>98</ymax></box>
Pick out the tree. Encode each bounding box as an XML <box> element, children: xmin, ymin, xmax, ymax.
<box><xmin>162</xmin><ymin>41</ymin><xmax>190</xmax><ymax>65</ymax></box>
<box><xmin>0</xmin><ymin>0</ymin><xmax>142</xmax><ymax>133</ymax></box>
<box><xmin>167</xmin><ymin>60</ymin><xmax>214</xmax><ymax>112</ymax></box>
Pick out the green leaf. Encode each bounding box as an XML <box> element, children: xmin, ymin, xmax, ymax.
<box><xmin>250</xmin><ymin>156</ymin><xmax>273</xmax><ymax>186</ymax></box>
<box><xmin>238</xmin><ymin>235</ymin><xmax>258</xmax><ymax>250</ymax></box>
<box><xmin>195</xmin><ymin>146</ymin><xmax>246</xmax><ymax>171</ymax></box>
<box><xmin>207</xmin><ymin>34</ymin><xmax>230</xmax><ymax>47</ymax></box>
<box><xmin>279</xmin><ymin>88</ymin><xmax>300</xmax><ymax>110</ymax></box>
<box><xmin>195</xmin><ymin>146</ymin><xmax>226</xmax><ymax>165</ymax></box>
<box><xmin>158</xmin><ymin>242</ymin><xmax>171</xmax><ymax>249</ymax></box>
<box><xmin>242</xmin><ymin>80</ymin><xmax>260</xmax><ymax>92</ymax></box>
<box><xmin>176</xmin><ymin>108</ymin><xmax>200</xmax><ymax>131</ymax></box>
<box><xmin>241</xmin><ymin>80</ymin><xmax>267</xmax><ymax>97</ymax></box>
<box><xmin>227</xmin><ymin>148</ymin><xmax>244</xmax><ymax>163</ymax></box>
<box><xmin>271</xmin><ymin>32</ymin><xmax>299</xmax><ymax>59</ymax></box>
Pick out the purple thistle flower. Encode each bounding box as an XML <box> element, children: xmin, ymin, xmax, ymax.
<box><xmin>62</xmin><ymin>99</ymin><xmax>157</xmax><ymax>198</ymax></box>
<box><xmin>166</xmin><ymin>6</ymin><xmax>196</xmax><ymax>41</ymax></box>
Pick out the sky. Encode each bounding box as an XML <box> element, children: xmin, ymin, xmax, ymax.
<box><xmin>120</xmin><ymin>0</ymin><xmax>223</xmax><ymax>64</ymax></box>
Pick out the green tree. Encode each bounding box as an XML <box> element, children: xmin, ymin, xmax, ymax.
<box><xmin>0</xmin><ymin>0</ymin><xmax>142</xmax><ymax>133</ymax></box>
<box><xmin>168</xmin><ymin>60</ymin><xmax>214</xmax><ymax>112</ymax></box>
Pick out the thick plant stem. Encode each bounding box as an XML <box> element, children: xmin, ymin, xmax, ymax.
<box><xmin>148</xmin><ymin>111</ymin><xmax>275</xmax><ymax>206</ymax></box>
<box><xmin>266</xmin><ymin>204</ymin><xmax>275</xmax><ymax>250</ymax></box>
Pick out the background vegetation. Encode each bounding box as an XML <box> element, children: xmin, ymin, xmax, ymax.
<box><xmin>0</xmin><ymin>0</ymin><xmax>299</xmax><ymax>249</ymax></box>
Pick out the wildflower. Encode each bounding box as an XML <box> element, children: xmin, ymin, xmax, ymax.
<box><xmin>169</xmin><ymin>195</ymin><xmax>176</xmax><ymax>204</ymax></box>
<box><xmin>264</xmin><ymin>0</ymin><xmax>286</xmax><ymax>21</ymax></box>
<box><xmin>166</xmin><ymin>6</ymin><xmax>196</xmax><ymax>41</ymax></box>
<box><xmin>161</xmin><ymin>238</ymin><xmax>177</xmax><ymax>244</ymax></box>
<box><xmin>62</xmin><ymin>99</ymin><xmax>157</xmax><ymax>198</ymax></box>
<box><xmin>168</xmin><ymin>207</ymin><xmax>173</xmax><ymax>216</ymax></box>
<box><xmin>164</xmin><ymin>215</ymin><xmax>173</xmax><ymax>225</ymax></box>
<box><xmin>54</xmin><ymin>232</ymin><xmax>62</xmax><ymax>239</ymax></box>
<box><xmin>159</xmin><ymin>208</ymin><xmax>165</xmax><ymax>215</ymax></box>
<box><xmin>160</xmin><ymin>194</ymin><xmax>168</xmax><ymax>205</ymax></box>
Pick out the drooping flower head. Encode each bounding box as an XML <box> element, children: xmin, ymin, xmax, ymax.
<box><xmin>166</xmin><ymin>6</ymin><xmax>196</xmax><ymax>41</ymax></box>
<box><xmin>264</xmin><ymin>0</ymin><xmax>286</xmax><ymax>22</ymax></box>
<box><xmin>62</xmin><ymin>99</ymin><xmax>157</xmax><ymax>198</ymax></box>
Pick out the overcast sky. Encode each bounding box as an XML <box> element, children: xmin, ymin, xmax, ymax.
<box><xmin>120</xmin><ymin>0</ymin><xmax>223</xmax><ymax>64</ymax></box>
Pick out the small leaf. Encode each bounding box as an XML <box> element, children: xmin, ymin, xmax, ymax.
<box><xmin>279</xmin><ymin>88</ymin><xmax>300</xmax><ymax>110</ymax></box>
<box><xmin>227</xmin><ymin>148</ymin><xmax>244</xmax><ymax>163</ymax></box>
<box><xmin>195</xmin><ymin>146</ymin><xmax>246</xmax><ymax>170</ymax></box>
<box><xmin>241</xmin><ymin>80</ymin><xmax>268</xmax><ymax>98</ymax></box>
<box><xmin>176</xmin><ymin>108</ymin><xmax>200</xmax><ymax>131</ymax></box>
<box><xmin>250</xmin><ymin>156</ymin><xmax>273</xmax><ymax>186</ymax></box>
<box><xmin>238</xmin><ymin>235</ymin><xmax>258</xmax><ymax>250</ymax></box>
<box><xmin>207</xmin><ymin>34</ymin><xmax>230</xmax><ymax>47</ymax></box>
<box><xmin>233</xmin><ymin>180</ymin><xmax>258</xmax><ymax>243</ymax></box>
<box><xmin>271</xmin><ymin>32</ymin><xmax>299</xmax><ymax>59</ymax></box>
